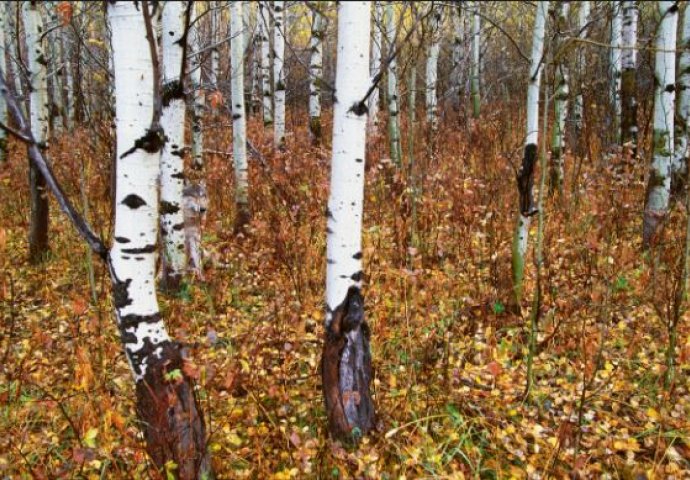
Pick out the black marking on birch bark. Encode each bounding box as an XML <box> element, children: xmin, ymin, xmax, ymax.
<box><xmin>115</xmin><ymin>236</ymin><xmax>131</xmax><ymax>243</ymax></box>
<box><xmin>352</xmin><ymin>252</ymin><xmax>362</xmax><ymax>260</ymax></box>
<box><xmin>113</xmin><ymin>278</ymin><xmax>133</xmax><ymax>309</ymax></box>
<box><xmin>122</xmin><ymin>194</ymin><xmax>147</xmax><ymax>209</ymax></box>
<box><xmin>162</xmin><ymin>80</ymin><xmax>184</xmax><ymax>107</ymax></box>
<box><xmin>160</xmin><ymin>201</ymin><xmax>180</xmax><ymax>215</ymax></box>
<box><xmin>276</xmin><ymin>80</ymin><xmax>286</xmax><ymax>91</ymax></box>
<box><xmin>120</xmin><ymin>127</ymin><xmax>166</xmax><ymax>158</ymax></box>
<box><xmin>517</xmin><ymin>143</ymin><xmax>539</xmax><ymax>217</ymax></box>
<box><xmin>325</xmin><ymin>207</ymin><xmax>334</xmax><ymax>219</ymax></box>
<box><xmin>349</xmin><ymin>101</ymin><xmax>368</xmax><ymax>116</ymax></box>
<box><xmin>172</xmin><ymin>222</ymin><xmax>184</xmax><ymax>231</ymax></box>
<box><xmin>171</xmin><ymin>172</ymin><xmax>185</xmax><ymax>180</ymax></box>
<box><xmin>355</xmin><ymin>158</ymin><xmax>363</xmax><ymax>163</ymax></box>
<box><xmin>327</xmin><ymin>258</ymin><xmax>336</xmax><ymax>264</ymax></box>
<box><xmin>351</xmin><ymin>271</ymin><xmax>363</xmax><ymax>282</ymax></box>
<box><xmin>119</xmin><ymin>312</ymin><xmax>162</xmax><ymax>332</ymax></box>
<box><xmin>171</xmin><ymin>149</ymin><xmax>185</xmax><ymax>159</ymax></box>
<box><xmin>232</xmin><ymin>113</ymin><xmax>242</xmax><ymax>120</ymax></box>
<box><xmin>669</xmin><ymin>3</ymin><xmax>679</xmax><ymax>13</ymax></box>
<box><xmin>665</xmin><ymin>84</ymin><xmax>676</xmax><ymax>93</ymax></box>
<box><xmin>122</xmin><ymin>244</ymin><xmax>157</xmax><ymax>254</ymax></box>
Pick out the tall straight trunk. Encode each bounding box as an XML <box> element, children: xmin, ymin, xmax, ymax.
<box><xmin>190</xmin><ymin>2</ymin><xmax>205</xmax><ymax>174</ymax></box>
<box><xmin>385</xmin><ymin>1</ymin><xmax>401</xmax><ymax>165</ymax></box>
<box><xmin>512</xmin><ymin>1</ymin><xmax>548</xmax><ymax>305</ymax></box>
<box><xmin>273</xmin><ymin>0</ymin><xmax>286</xmax><ymax>148</ymax></box>
<box><xmin>674</xmin><ymin>2</ymin><xmax>690</xmax><ymax>190</ymax></box>
<box><xmin>210</xmin><ymin>0</ymin><xmax>220</xmax><ymax>92</ymax></box>
<box><xmin>308</xmin><ymin>8</ymin><xmax>324</xmax><ymax>143</ymax></box>
<box><xmin>249</xmin><ymin>1</ymin><xmax>261</xmax><ymax>115</ymax></box>
<box><xmin>470</xmin><ymin>1</ymin><xmax>481</xmax><ymax>119</ymax></box>
<box><xmin>0</xmin><ymin>4</ymin><xmax>7</xmax><ymax>164</ymax></box>
<box><xmin>550</xmin><ymin>2</ymin><xmax>570</xmax><ymax>196</ymax></box>
<box><xmin>425</xmin><ymin>7</ymin><xmax>440</xmax><ymax>131</ymax></box>
<box><xmin>643</xmin><ymin>1</ymin><xmax>678</xmax><ymax>247</ymax></box>
<box><xmin>61</xmin><ymin>24</ymin><xmax>74</xmax><ymax>130</ymax></box>
<box><xmin>621</xmin><ymin>1</ymin><xmax>638</xmax><ymax>154</ymax></box>
<box><xmin>367</xmin><ymin>2</ymin><xmax>383</xmax><ymax>133</ymax></box>
<box><xmin>322</xmin><ymin>0</ymin><xmax>374</xmax><ymax>442</ymax></box>
<box><xmin>159</xmin><ymin>1</ymin><xmax>187</xmax><ymax>291</ymax></box>
<box><xmin>258</xmin><ymin>1</ymin><xmax>272</xmax><ymax>126</ymax></box>
<box><xmin>610</xmin><ymin>1</ymin><xmax>623</xmax><ymax>145</ymax></box>
<box><xmin>451</xmin><ymin>4</ymin><xmax>463</xmax><ymax>111</ymax></box>
<box><xmin>231</xmin><ymin>1</ymin><xmax>250</xmax><ymax>231</ymax></box>
<box><xmin>23</xmin><ymin>1</ymin><xmax>50</xmax><ymax>263</ymax></box>
<box><xmin>107</xmin><ymin>3</ymin><xmax>211</xmax><ymax>477</ymax></box>
<box><xmin>574</xmin><ymin>1</ymin><xmax>590</xmax><ymax>133</ymax></box>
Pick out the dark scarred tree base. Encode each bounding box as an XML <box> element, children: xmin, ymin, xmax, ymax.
<box><xmin>309</xmin><ymin>117</ymin><xmax>322</xmax><ymax>146</ymax></box>
<box><xmin>321</xmin><ymin>287</ymin><xmax>375</xmax><ymax>442</ymax></box>
<box><xmin>136</xmin><ymin>342</ymin><xmax>213</xmax><ymax>480</ymax></box>
<box><xmin>233</xmin><ymin>206</ymin><xmax>251</xmax><ymax>234</ymax></box>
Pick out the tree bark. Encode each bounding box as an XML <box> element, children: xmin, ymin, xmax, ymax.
<box><xmin>309</xmin><ymin>8</ymin><xmax>324</xmax><ymax>143</ymax></box>
<box><xmin>574</xmin><ymin>2</ymin><xmax>590</xmax><ymax>136</ymax></box>
<box><xmin>368</xmin><ymin>2</ymin><xmax>382</xmax><ymax>133</ymax></box>
<box><xmin>385</xmin><ymin>1</ymin><xmax>401</xmax><ymax>166</ymax></box>
<box><xmin>643</xmin><ymin>1</ymin><xmax>678</xmax><ymax>247</ymax></box>
<box><xmin>610</xmin><ymin>1</ymin><xmax>623</xmax><ymax>145</ymax></box>
<box><xmin>470</xmin><ymin>1</ymin><xmax>481</xmax><ymax>119</ymax></box>
<box><xmin>258</xmin><ymin>1</ymin><xmax>273</xmax><ymax>126</ymax></box>
<box><xmin>322</xmin><ymin>1</ymin><xmax>375</xmax><ymax>442</ymax></box>
<box><xmin>620</xmin><ymin>1</ymin><xmax>638</xmax><ymax>154</ymax></box>
<box><xmin>273</xmin><ymin>0</ymin><xmax>286</xmax><ymax>149</ymax></box>
<box><xmin>549</xmin><ymin>2</ymin><xmax>570</xmax><ymax>196</ymax></box>
<box><xmin>673</xmin><ymin>3</ymin><xmax>690</xmax><ymax>195</ymax></box>
<box><xmin>231</xmin><ymin>1</ymin><xmax>250</xmax><ymax>231</ymax></box>
<box><xmin>512</xmin><ymin>1</ymin><xmax>548</xmax><ymax>306</ymax></box>
<box><xmin>23</xmin><ymin>1</ymin><xmax>50</xmax><ymax>263</ymax></box>
<box><xmin>425</xmin><ymin>6</ymin><xmax>440</xmax><ymax>132</ymax></box>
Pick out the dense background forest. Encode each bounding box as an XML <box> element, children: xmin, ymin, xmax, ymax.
<box><xmin>1</xmin><ymin>1</ymin><xmax>689</xmax><ymax>478</ymax></box>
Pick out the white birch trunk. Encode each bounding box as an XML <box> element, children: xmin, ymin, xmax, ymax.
<box><xmin>159</xmin><ymin>1</ymin><xmax>187</xmax><ymax>289</ymax></box>
<box><xmin>574</xmin><ymin>1</ymin><xmax>590</xmax><ymax>132</ymax></box>
<box><xmin>47</xmin><ymin>2</ymin><xmax>63</xmax><ymax>135</ymax></box>
<box><xmin>259</xmin><ymin>1</ymin><xmax>273</xmax><ymax>126</ymax></box>
<box><xmin>674</xmin><ymin>1</ymin><xmax>690</xmax><ymax>184</ymax></box>
<box><xmin>323</xmin><ymin>0</ymin><xmax>375</xmax><ymax>438</ymax></box>
<box><xmin>368</xmin><ymin>2</ymin><xmax>383</xmax><ymax>132</ymax></box>
<box><xmin>451</xmin><ymin>5</ymin><xmax>463</xmax><ymax>109</ymax></box>
<box><xmin>61</xmin><ymin>26</ymin><xmax>74</xmax><ymax>130</ymax></box>
<box><xmin>231</xmin><ymin>1</ymin><xmax>250</xmax><ymax>229</ymax></box>
<box><xmin>470</xmin><ymin>1</ymin><xmax>481</xmax><ymax>118</ymax></box>
<box><xmin>210</xmin><ymin>0</ymin><xmax>220</xmax><ymax>91</ymax></box>
<box><xmin>273</xmin><ymin>0</ymin><xmax>286</xmax><ymax>148</ymax></box>
<box><xmin>621</xmin><ymin>0</ymin><xmax>638</xmax><ymax>150</ymax></box>
<box><xmin>0</xmin><ymin>5</ymin><xmax>6</xmax><ymax>162</ymax></box>
<box><xmin>191</xmin><ymin>2</ymin><xmax>205</xmax><ymax>172</ymax></box>
<box><xmin>24</xmin><ymin>0</ymin><xmax>50</xmax><ymax>261</ymax></box>
<box><xmin>385</xmin><ymin>1</ymin><xmax>401</xmax><ymax>165</ymax></box>
<box><xmin>643</xmin><ymin>1</ymin><xmax>678</xmax><ymax>246</ymax></box>
<box><xmin>425</xmin><ymin>7</ymin><xmax>440</xmax><ymax>131</ymax></box>
<box><xmin>512</xmin><ymin>0</ymin><xmax>548</xmax><ymax>304</ymax></box>
<box><xmin>309</xmin><ymin>8</ymin><xmax>324</xmax><ymax>141</ymax></box>
<box><xmin>550</xmin><ymin>2</ymin><xmax>570</xmax><ymax>194</ymax></box>
<box><xmin>610</xmin><ymin>1</ymin><xmax>623</xmax><ymax>143</ymax></box>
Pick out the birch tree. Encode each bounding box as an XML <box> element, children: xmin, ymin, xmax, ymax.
<box><xmin>550</xmin><ymin>2</ymin><xmax>570</xmax><ymax>195</ymax></box>
<box><xmin>258</xmin><ymin>1</ymin><xmax>272</xmax><ymax>126</ymax></box>
<box><xmin>322</xmin><ymin>0</ymin><xmax>375</xmax><ymax>441</ymax></box>
<box><xmin>24</xmin><ymin>1</ymin><xmax>50</xmax><ymax>263</ymax></box>
<box><xmin>643</xmin><ymin>1</ymin><xmax>678</xmax><ymax>248</ymax></box>
<box><xmin>451</xmin><ymin>5</ymin><xmax>464</xmax><ymax>111</ymax></box>
<box><xmin>368</xmin><ymin>2</ymin><xmax>383</xmax><ymax>133</ymax></box>
<box><xmin>0</xmin><ymin>5</ymin><xmax>7</xmax><ymax>164</ymax></box>
<box><xmin>610</xmin><ymin>1</ymin><xmax>623</xmax><ymax>144</ymax></box>
<box><xmin>425</xmin><ymin>6</ymin><xmax>441</xmax><ymax>131</ymax></box>
<box><xmin>309</xmin><ymin>8</ymin><xmax>325</xmax><ymax>143</ymax></box>
<box><xmin>385</xmin><ymin>1</ymin><xmax>402</xmax><ymax>165</ymax></box>
<box><xmin>512</xmin><ymin>0</ymin><xmax>548</xmax><ymax>305</ymax></box>
<box><xmin>159</xmin><ymin>1</ymin><xmax>187</xmax><ymax>290</ymax></box>
<box><xmin>621</xmin><ymin>1</ymin><xmax>638</xmax><ymax>154</ymax></box>
<box><xmin>210</xmin><ymin>0</ymin><xmax>220</xmax><ymax>94</ymax></box>
<box><xmin>231</xmin><ymin>1</ymin><xmax>250</xmax><ymax>230</ymax></box>
<box><xmin>674</xmin><ymin>2</ymin><xmax>690</xmax><ymax>191</ymax></box>
<box><xmin>190</xmin><ymin>2</ymin><xmax>205</xmax><ymax>173</ymax></box>
<box><xmin>574</xmin><ymin>1</ymin><xmax>590</xmax><ymax>133</ymax></box>
<box><xmin>273</xmin><ymin>0</ymin><xmax>286</xmax><ymax>149</ymax></box>
<box><xmin>470</xmin><ymin>1</ymin><xmax>481</xmax><ymax>119</ymax></box>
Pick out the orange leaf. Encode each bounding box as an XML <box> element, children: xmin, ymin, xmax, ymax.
<box><xmin>486</xmin><ymin>361</ymin><xmax>502</xmax><ymax>377</ymax></box>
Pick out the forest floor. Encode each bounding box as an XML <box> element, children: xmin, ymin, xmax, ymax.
<box><xmin>1</xmin><ymin>109</ymin><xmax>689</xmax><ymax>479</ymax></box>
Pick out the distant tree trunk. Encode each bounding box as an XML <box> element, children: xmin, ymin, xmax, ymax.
<box><xmin>190</xmin><ymin>2</ymin><xmax>205</xmax><ymax>174</ymax></box>
<box><xmin>621</xmin><ymin>1</ymin><xmax>638</xmax><ymax>155</ymax></box>
<box><xmin>367</xmin><ymin>2</ymin><xmax>382</xmax><ymax>133</ymax></box>
<box><xmin>643</xmin><ymin>1</ymin><xmax>678</xmax><ymax>248</ymax></box>
<box><xmin>210</xmin><ymin>0</ymin><xmax>220</xmax><ymax>94</ymax></box>
<box><xmin>159</xmin><ymin>1</ymin><xmax>187</xmax><ymax>291</ymax></box>
<box><xmin>248</xmin><ymin>2</ymin><xmax>261</xmax><ymax>115</ymax></box>
<box><xmin>273</xmin><ymin>0</ymin><xmax>286</xmax><ymax>149</ymax></box>
<box><xmin>512</xmin><ymin>0</ymin><xmax>548</xmax><ymax>306</ymax></box>
<box><xmin>47</xmin><ymin>2</ymin><xmax>64</xmax><ymax>135</ymax></box>
<box><xmin>451</xmin><ymin>4</ymin><xmax>463</xmax><ymax>112</ymax></box>
<box><xmin>0</xmin><ymin>5</ymin><xmax>7</xmax><ymax>164</ymax></box>
<box><xmin>673</xmin><ymin>4</ymin><xmax>690</xmax><ymax>193</ymax></box>
<box><xmin>107</xmin><ymin>3</ymin><xmax>212</xmax><ymax>477</ymax></box>
<box><xmin>385</xmin><ymin>1</ymin><xmax>401</xmax><ymax>165</ymax></box>
<box><xmin>258</xmin><ymin>1</ymin><xmax>273</xmax><ymax>126</ymax></box>
<box><xmin>322</xmin><ymin>0</ymin><xmax>375</xmax><ymax>442</ymax></box>
<box><xmin>23</xmin><ymin>1</ymin><xmax>50</xmax><ymax>263</ymax></box>
<box><xmin>549</xmin><ymin>2</ymin><xmax>570</xmax><ymax>196</ymax></box>
<box><xmin>308</xmin><ymin>8</ymin><xmax>324</xmax><ymax>143</ymax></box>
<box><xmin>470</xmin><ymin>1</ymin><xmax>481</xmax><ymax>119</ymax></box>
<box><xmin>61</xmin><ymin>23</ymin><xmax>74</xmax><ymax>131</ymax></box>
<box><xmin>610</xmin><ymin>1</ymin><xmax>622</xmax><ymax>145</ymax></box>
<box><xmin>425</xmin><ymin>6</ymin><xmax>440</xmax><ymax>132</ymax></box>
<box><xmin>574</xmin><ymin>1</ymin><xmax>590</xmax><ymax>135</ymax></box>
<box><xmin>231</xmin><ymin>1</ymin><xmax>251</xmax><ymax>231</ymax></box>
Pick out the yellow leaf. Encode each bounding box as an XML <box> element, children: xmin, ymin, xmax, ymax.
<box><xmin>84</xmin><ymin>427</ymin><xmax>98</xmax><ymax>448</ymax></box>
